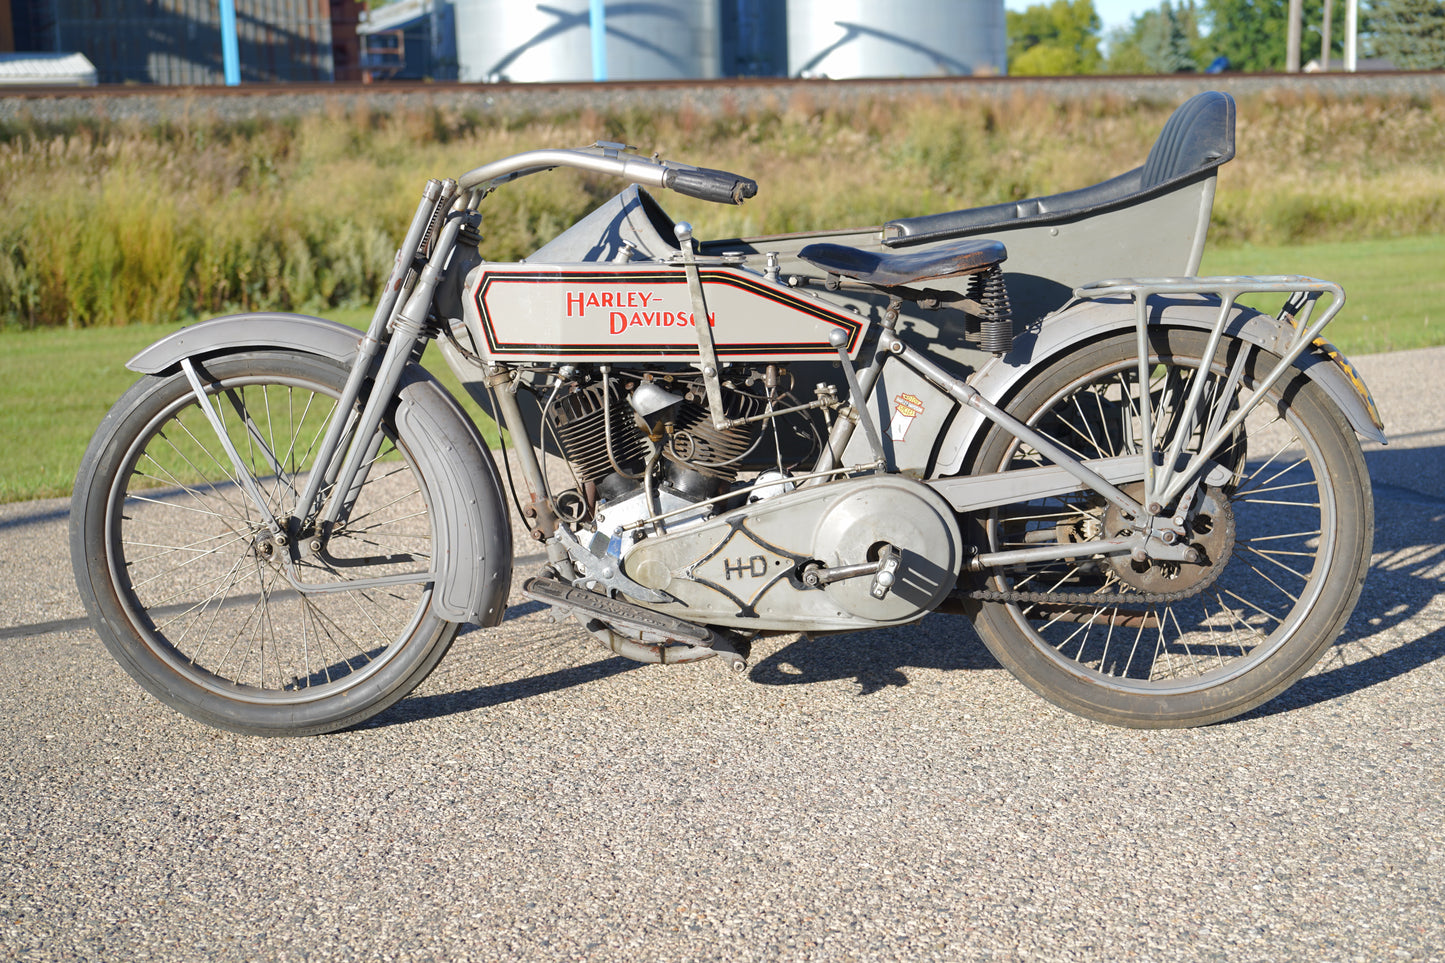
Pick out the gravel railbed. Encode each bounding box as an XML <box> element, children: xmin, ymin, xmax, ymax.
<box><xmin>1</xmin><ymin>348</ymin><xmax>1441</xmax><ymax>962</ymax></box>
<box><xmin>3</xmin><ymin>73</ymin><xmax>1445</xmax><ymax>127</ymax></box>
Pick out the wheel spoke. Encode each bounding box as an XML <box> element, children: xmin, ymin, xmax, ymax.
<box><xmin>1240</xmin><ymin>544</ymin><xmax>1313</xmax><ymax>582</ymax></box>
<box><xmin>1233</xmin><ymin>439</ymin><xmax>1303</xmax><ymax>495</ymax></box>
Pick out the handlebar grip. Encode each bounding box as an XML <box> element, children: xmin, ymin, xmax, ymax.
<box><xmin>664</xmin><ymin>167</ymin><xmax>759</xmax><ymax>205</ymax></box>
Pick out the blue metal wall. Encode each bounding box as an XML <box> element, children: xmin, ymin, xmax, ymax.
<box><xmin>52</xmin><ymin>0</ymin><xmax>344</xmax><ymax>84</ymax></box>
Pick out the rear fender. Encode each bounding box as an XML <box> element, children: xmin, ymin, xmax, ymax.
<box><xmin>932</xmin><ymin>295</ymin><xmax>1386</xmax><ymax>478</ymax></box>
<box><xmin>127</xmin><ymin>312</ymin><xmax>512</xmax><ymax>626</ymax></box>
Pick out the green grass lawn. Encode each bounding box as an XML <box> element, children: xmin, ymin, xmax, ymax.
<box><xmin>1200</xmin><ymin>234</ymin><xmax>1444</xmax><ymax>355</ymax></box>
<box><xmin>2</xmin><ymin>321</ymin><xmax>187</xmax><ymax>504</ymax></box>
<box><xmin>0</xmin><ymin>307</ymin><xmax>488</xmax><ymax>503</ymax></box>
<box><xmin>3</xmin><ymin>234</ymin><xmax>1441</xmax><ymax>504</ymax></box>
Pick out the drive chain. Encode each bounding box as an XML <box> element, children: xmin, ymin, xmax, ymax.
<box><xmin>963</xmin><ymin>527</ymin><xmax>1236</xmax><ymax>609</ymax></box>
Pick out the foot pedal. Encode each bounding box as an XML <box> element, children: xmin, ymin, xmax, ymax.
<box><xmin>521</xmin><ymin>577</ymin><xmax>750</xmax><ymax>670</ymax></box>
<box><xmin>870</xmin><ymin>544</ymin><xmax>901</xmax><ymax>600</ymax></box>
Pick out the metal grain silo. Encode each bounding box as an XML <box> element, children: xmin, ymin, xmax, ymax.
<box><xmin>455</xmin><ymin>0</ymin><xmax>720</xmax><ymax>83</ymax></box>
<box><xmin>787</xmin><ymin>0</ymin><xmax>1005</xmax><ymax>78</ymax></box>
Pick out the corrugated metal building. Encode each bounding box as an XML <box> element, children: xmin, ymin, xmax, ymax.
<box><xmin>3</xmin><ymin>0</ymin><xmax>364</xmax><ymax>83</ymax></box>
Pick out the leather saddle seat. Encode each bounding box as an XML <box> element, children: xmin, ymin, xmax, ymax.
<box><xmin>795</xmin><ymin>237</ymin><xmax>1006</xmax><ymax>288</ymax></box>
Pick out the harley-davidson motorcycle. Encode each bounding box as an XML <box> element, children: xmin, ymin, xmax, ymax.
<box><xmin>70</xmin><ymin>91</ymin><xmax>1384</xmax><ymax>735</ymax></box>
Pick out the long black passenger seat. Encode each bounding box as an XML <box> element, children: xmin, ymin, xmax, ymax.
<box><xmin>882</xmin><ymin>91</ymin><xmax>1236</xmax><ymax>248</ymax></box>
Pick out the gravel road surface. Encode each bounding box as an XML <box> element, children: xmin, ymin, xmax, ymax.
<box><xmin>2</xmin><ymin>348</ymin><xmax>1441</xmax><ymax>962</ymax></box>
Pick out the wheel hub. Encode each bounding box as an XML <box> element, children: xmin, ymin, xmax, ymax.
<box><xmin>246</xmin><ymin>533</ymin><xmax>281</xmax><ymax>566</ymax></box>
<box><xmin>1104</xmin><ymin>483</ymin><xmax>1234</xmax><ymax>595</ymax></box>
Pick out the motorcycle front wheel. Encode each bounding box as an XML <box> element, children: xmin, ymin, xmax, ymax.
<box><xmin>963</xmin><ymin>329</ymin><xmax>1373</xmax><ymax>728</ymax></box>
<box><xmin>71</xmin><ymin>350</ymin><xmax>459</xmax><ymax>736</ymax></box>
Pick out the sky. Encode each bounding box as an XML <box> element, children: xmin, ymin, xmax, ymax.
<box><xmin>1004</xmin><ymin>0</ymin><xmax>1160</xmax><ymax>37</ymax></box>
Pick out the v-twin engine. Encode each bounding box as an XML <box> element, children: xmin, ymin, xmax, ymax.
<box><xmin>550</xmin><ymin>378</ymin><xmax>763</xmax><ymax>500</ymax></box>
<box><xmin>546</xmin><ymin>375</ymin><xmax>766</xmax><ymax>550</ymax></box>
<box><xmin>545</xmin><ymin>372</ymin><xmax>961</xmax><ymax>632</ymax></box>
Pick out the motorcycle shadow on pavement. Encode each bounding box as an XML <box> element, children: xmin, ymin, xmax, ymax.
<box><xmin>746</xmin><ymin>617</ymin><xmax>1000</xmax><ymax>696</ymax></box>
<box><xmin>1236</xmin><ymin>441</ymin><xmax>1445</xmax><ymax>721</ymax></box>
<box><xmin>374</xmin><ymin>611</ymin><xmax>1001</xmax><ymax>731</ymax></box>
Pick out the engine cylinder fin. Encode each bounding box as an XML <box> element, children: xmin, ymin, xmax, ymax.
<box><xmin>551</xmin><ymin>384</ymin><xmax>649</xmax><ymax>485</ymax></box>
<box><xmin>667</xmin><ymin>395</ymin><xmax>764</xmax><ymax>481</ymax></box>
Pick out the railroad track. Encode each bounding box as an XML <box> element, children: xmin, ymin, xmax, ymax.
<box><xmin>4</xmin><ymin>70</ymin><xmax>1444</xmax><ymax>123</ymax></box>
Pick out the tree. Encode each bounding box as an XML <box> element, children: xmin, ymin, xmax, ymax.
<box><xmin>1197</xmin><ymin>0</ymin><xmax>1342</xmax><ymax>71</ymax></box>
<box><xmin>1104</xmin><ymin>23</ymin><xmax>1153</xmax><ymax>72</ymax></box>
<box><xmin>1368</xmin><ymin>0</ymin><xmax>1445</xmax><ymax>69</ymax></box>
<box><xmin>1007</xmin><ymin>0</ymin><xmax>1104</xmax><ymax>75</ymax></box>
<box><xmin>1198</xmin><ymin>0</ymin><xmax>1291</xmax><ymax>70</ymax></box>
<box><xmin>1144</xmin><ymin>3</ymin><xmax>1203</xmax><ymax>70</ymax></box>
<box><xmin>1106</xmin><ymin>1</ymin><xmax>1205</xmax><ymax>72</ymax></box>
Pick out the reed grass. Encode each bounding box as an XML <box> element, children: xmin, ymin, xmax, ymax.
<box><xmin>1</xmin><ymin>90</ymin><xmax>1441</xmax><ymax>329</ymax></box>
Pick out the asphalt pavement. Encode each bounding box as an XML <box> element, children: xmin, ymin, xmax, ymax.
<box><xmin>1</xmin><ymin>347</ymin><xmax>1441</xmax><ymax>963</ymax></box>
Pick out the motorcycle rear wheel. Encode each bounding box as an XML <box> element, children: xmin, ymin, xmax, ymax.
<box><xmin>964</xmin><ymin>329</ymin><xmax>1372</xmax><ymax>727</ymax></box>
<box><xmin>70</xmin><ymin>351</ymin><xmax>458</xmax><ymax>736</ymax></box>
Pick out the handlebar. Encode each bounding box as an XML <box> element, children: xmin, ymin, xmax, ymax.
<box><xmin>663</xmin><ymin>165</ymin><xmax>758</xmax><ymax>205</ymax></box>
<box><xmin>456</xmin><ymin>146</ymin><xmax>757</xmax><ymax>205</ymax></box>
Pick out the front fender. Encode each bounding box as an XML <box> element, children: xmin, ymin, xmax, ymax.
<box><xmin>932</xmin><ymin>295</ymin><xmax>1386</xmax><ymax>477</ymax></box>
<box><xmin>128</xmin><ymin>313</ymin><xmax>363</xmax><ymax>373</ymax></box>
<box><xmin>127</xmin><ymin>312</ymin><xmax>513</xmax><ymax>627</ymax></box>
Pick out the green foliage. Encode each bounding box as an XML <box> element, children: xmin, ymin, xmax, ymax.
<box><xmin>1208</xmin><ymin>92</ymin><xmax>1445</xmax><ymax>246</ymax></box>
<box><xmin>1007</xmin><ymin>0</ymin><xmax>1104</xmax><ymax>75</ymax></box>
<box><xmin>1198</xmin><ymin>0</ymin><xmax>1287</xmax><ymax>71</ymax></box>
<box><xmin>1197</xmin><ymin>0</ymin><xmax>1342</xmax><ymax>71</ymax></box>
<box><xmin>1107</xmin><ymin>2</ymin><xmax>1207</xmax><ymax>72</ymax></box>
<box><xmin>0</xmin><ymin>107</ymin><xmax>601</xmax><ymax>328</ymax></box>
<box><xmin>1150</xmin><ymin>2</ymin><xmax>1204</xmax><ymax>71</ymax></box>
<box><xmin>1368</xmin><ymin>0</ymin><xmax>1445</xmax><ymax>69</ymax></box>
<box><xmin>1105</xmin><ymin>27</ymin><xmax>1153</xmax><ymax>73</ymax></box>
<box><xmin>1108</xmin><ymin>0</ymin><xmax>1358</xmax><ymax>74</ymax></box>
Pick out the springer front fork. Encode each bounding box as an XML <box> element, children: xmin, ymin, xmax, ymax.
<box><xmin>179</xmin><ymin>178</ymin><xmax>469</xmax><ymax>584</ymax></box>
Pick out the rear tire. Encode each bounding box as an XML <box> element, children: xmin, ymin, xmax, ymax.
<box><xmin>71</xmin><ymin>351</ymin><xmax>459</xmax><ymax>736</ymax></box>
<box><xmin>964</xmin><ymin>329</ymin><xmax>1373</xmax><ymax>727</ymax></box>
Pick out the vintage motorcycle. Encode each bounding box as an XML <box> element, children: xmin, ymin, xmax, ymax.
<box><xmin>70</xmin><ymin>91</ymin><xmax>1383</xmax><ymax>735</ymax></box>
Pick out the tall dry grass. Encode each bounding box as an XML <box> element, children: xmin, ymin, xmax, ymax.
<box><xmin>2</xmin><ymin>91</ymin><xmax>1441</xmax><ymax>328</ymax></box>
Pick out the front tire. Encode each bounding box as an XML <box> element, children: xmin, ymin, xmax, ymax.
<box><xmin>963</xmin><ymin>329</ymin><xmax>1373</xmax><ymax>727</ymax></box>
<box><xmin>71</xmin><ymin>351</ymin><xmax>459</xmax><ymax>736</ymax></box>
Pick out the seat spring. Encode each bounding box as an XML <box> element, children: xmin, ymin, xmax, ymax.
<box><xmin>976</xmin><ymin>265</ymin><xmax>1014</xmax><ymax>354</ymax></box>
